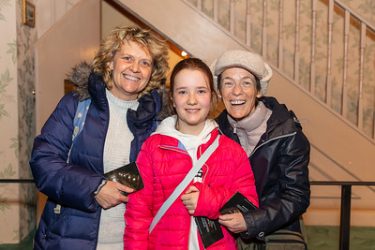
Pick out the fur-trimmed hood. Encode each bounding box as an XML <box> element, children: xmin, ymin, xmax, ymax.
<box><xmin>66</xmin><ymin>61</ymin><xmax>92</xmax><ymax>101</ymax></box>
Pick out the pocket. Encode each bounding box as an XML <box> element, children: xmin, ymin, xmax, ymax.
<box><xmin>50</xmin><ymin>205</ymin><xmax>98</xmax><ymax>239</ymax></box>
<box><xmin>43</xmin><ymin>202</ymin><xmax>66</xmax><ymax>235</ymax></box>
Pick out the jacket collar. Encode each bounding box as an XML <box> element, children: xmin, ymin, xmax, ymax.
<box><xmin>259</xmin><ymin>97</ymin><xmax>299</xmax><ymax>140</ymax></box>
<box><xmin>127</xmin><ymin>89</ymin><xmax>161</xmax><ymax>133</ymax></box>
<box><xmin>88</xmin><ymin>72</ymin><xmax>108</xmax><ymax>111</ymax></box>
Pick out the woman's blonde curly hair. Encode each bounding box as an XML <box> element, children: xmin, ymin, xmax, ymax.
<box><xmin>92</xmin><ymin>26</ymin><xmax>169</xmax><ymax>96</ymax></box>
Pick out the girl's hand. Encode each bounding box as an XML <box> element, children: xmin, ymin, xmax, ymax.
<box><xmin>95</xmin><ymin>181</ymin><xmax>134</xmax><ymax>209</ymax></box>
<box><xmin>218</xmin><ymin>211</ymin><xmax>247</xmax><ymax>233</ymax></box>
<box><xmin>181</xmin><ymin>185</ymin><xmax>200</xmax><ymax>214</ymax></box>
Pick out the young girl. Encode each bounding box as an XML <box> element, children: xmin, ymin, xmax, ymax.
<box><xmin>124</xmin><ymin>58</ymin><xmax>258</xmax><ymax>250</ymax></box>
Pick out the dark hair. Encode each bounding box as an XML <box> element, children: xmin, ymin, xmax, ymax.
<box><xmin>168</xmin><ymin>58</ymin><xmax>218</xmax><ymax>115</ymax></box>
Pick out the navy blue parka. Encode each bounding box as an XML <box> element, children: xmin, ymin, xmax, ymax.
<box><xmin>30</xmin><ymin>70</ymin><xmax>161</xmax><ymax>250</ymax></box>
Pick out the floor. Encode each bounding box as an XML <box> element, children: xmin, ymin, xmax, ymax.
<box><xmin>1</xmin><ymin>226</ymin><xmax>375</xmax><ymax>249</ymax></box>
<box><xmin>305</xmin><ymin>226</ymin><xmax>375</xmax><ymax>250</ymax></box>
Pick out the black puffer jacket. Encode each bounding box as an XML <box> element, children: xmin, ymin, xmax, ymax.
<box><xmin>216</xmin><ymin>96</ymin><xmax>310</xmax><ymax>239</ymax></box>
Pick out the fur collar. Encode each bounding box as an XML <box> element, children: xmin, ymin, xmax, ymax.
<box><xmin>66</xmin><ymin>61</ymin><xmax>92</xmax><ymax>101</ymax></box>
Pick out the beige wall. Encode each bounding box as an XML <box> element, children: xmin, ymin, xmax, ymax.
<box><xmin>35</xmin><ymin>0</ymin><xmax>100</xmax><ymax>132</ymax></box>
<box><xmin>36</xmin><ymin>0</ymin><xmax>81</xmax><ymax>39</ymax></box>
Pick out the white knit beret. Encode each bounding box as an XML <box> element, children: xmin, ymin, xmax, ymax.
<box><xmin>212</xmin><ymin>50</ymin><xmax>273</xmax><ymax>96</ymax></box>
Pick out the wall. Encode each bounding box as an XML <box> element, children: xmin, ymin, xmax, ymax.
<box><xmin>36</xmin><ymin>0</ymin><xmax>81</xmax><ymax>39</ymax></box>
<box><xmin>35</xmin><ymin>0</ymin><xmax>100</xmax><ymax>132</ymax></box>
<box><xmin>0</xmin><ymin>0</ymin><xmax>37</xmax><ymax>243</ymax></box>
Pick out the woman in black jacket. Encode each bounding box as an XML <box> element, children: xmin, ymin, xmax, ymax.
<box><xmin>214</xmin><ymin>50</ymin><xmax>310</xmax><ymax>248</ymax></box>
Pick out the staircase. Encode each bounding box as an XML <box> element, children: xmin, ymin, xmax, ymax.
<box><xmin>114</xmin><ymin>0</ymin><xmax>375</xmax><ymax>226</ymax></box>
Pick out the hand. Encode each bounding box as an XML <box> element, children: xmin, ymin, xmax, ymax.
<box><xmin>181</xmin><ymin>185</ymin><xmax>199</xmax><ymax>215</ymax></box>
<box><xmin>218</xmin><ymin>211</ymin><xmax>247</xmax><ymax>233</ymax></box>
<box><xmin>95</xmin><ymin>180</ymin><xmax>134</xmax><ymax>209</ymax></box>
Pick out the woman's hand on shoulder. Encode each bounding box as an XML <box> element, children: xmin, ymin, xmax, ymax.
<box><xmin>95</xmin><ymin>181</ymin><xmax>134</xmax><ymax>209</ymax></box>
<box><xmin>218</xmin><ymin>211</ymin><xmax>247</xmax><ymax>233</ymax></box>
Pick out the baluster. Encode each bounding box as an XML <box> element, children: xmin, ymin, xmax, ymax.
<box><xmin>339</xmin><ymin>185</ymin><xmax>352</xmax><ymax>250</ymax></box>
<box><xmin>230</xmin><ymin>0</ymin><xmax>235</xmax><ymax>34</ymax></box>
<box><xmin>310</xmin><ymin>0</ymin><xmax>316</xmax><ymax>94</ymax></box>
<box><xmin>278</xmin><ymin>0</ymin><xmax>283</xmax><ymax>68</ymax></box>
<box><xmin>262</xmin><ymin>0</ymin><xmax>267</xmax><ymax>57</ymax></box>
<box><xmin>294</xmin><ymin>0</ymin><xmax>300</xmax><ymax>82</ymax></box>
<box><xmin>326</xmin><ymin>0</ymin><xmax>333</xmax><ymax>106</ymax></box>
<box><xmin>358</xmin><ymin>22</ymin><xmax>366</xmax><ymax>129</ymax></box>
<box><xmin>342</xmin><ymin>10</ymin><xmax>350</xmax><ymax>117</ymax></box>
<box><xmin>197</xmin><ymin>0</ymin><xmax>202</xmax><ymax>11</ymax></box>
<box><xmin>213</xmin><ymin>0</ymin><xmax>218</xmax><ymax>22</ymax></box>
<box><xmin>246</xmin><ymin>0</ymin><xmax>251</xmax><ymax>47</ymax></box>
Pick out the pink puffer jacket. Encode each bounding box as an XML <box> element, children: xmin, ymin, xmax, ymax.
<box><xmin>124</xmin><ymin>129</ymin><xmax>258</xmax><ymax>250</ymax></box>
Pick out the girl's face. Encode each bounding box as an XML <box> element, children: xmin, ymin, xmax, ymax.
<box><xmin>219</xmin><ymin>67</ymin><xmax>259</xmax><ymax>120</ymax></box>
<box><xmin>109</xmin><ymin>40</ymin><xmax>153</xmax><ymax>100</ymax></box>
<box><xmin>172</xmin><ymin>69</ymin><xmax>212</xmax><ymax>135</ymax></box>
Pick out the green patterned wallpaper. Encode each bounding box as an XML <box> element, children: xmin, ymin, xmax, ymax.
<box><xmin>0</xmin><ymin>0</ymin><xmax>36</xmax><ymax>244</ymax></box>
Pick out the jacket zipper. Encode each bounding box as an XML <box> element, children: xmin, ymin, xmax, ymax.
<box><xmin>250</xmin><ymin>132</ymin><xmax>297</xmax><ymax>157</ymax></box>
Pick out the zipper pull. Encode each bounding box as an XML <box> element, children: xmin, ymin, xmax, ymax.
<box><xmin>54</xmin><ymin>204</ymin><xmax>61</xmax><ymax>214</ymax></box>
<box><xmin>233</xmin><ymin>124</ymin><xmax>237</xmax><ymax>134</ymax></box>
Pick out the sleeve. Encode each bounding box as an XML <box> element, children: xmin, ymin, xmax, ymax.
<box><xmin>124</xmin><ymin>139</ymin><xmax>154</xmax><ymax>250</ymax></box>
<box><xmin>242</xmin><ymin>132</ymin><xmax>310</xmax><ymax>239</ymax></box>
<box><xmin>29</xmin><ymin>93</ymin><xmax>104</xmax><ymax>212</ymax></box>
<box><xmin>194</xmin><ymin>138</ymin><xmax>259</xmax><ymax>219</ymax></box>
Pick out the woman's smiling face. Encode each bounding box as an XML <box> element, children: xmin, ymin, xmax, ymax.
<box><xmin>219</xmin><ymin>67</ymin><xmax>259</xmax><ymax>120</ymax></box>
<box><xmin>109</xmin><ymin>40</ymin><xmax>153</xmax><ymax>100</ymax></box>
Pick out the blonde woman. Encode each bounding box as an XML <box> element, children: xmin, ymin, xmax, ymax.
<box><xmin>30</xmin><ymin>26</ymin><xmax>169</xmax><ymax>250</ymax></box>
